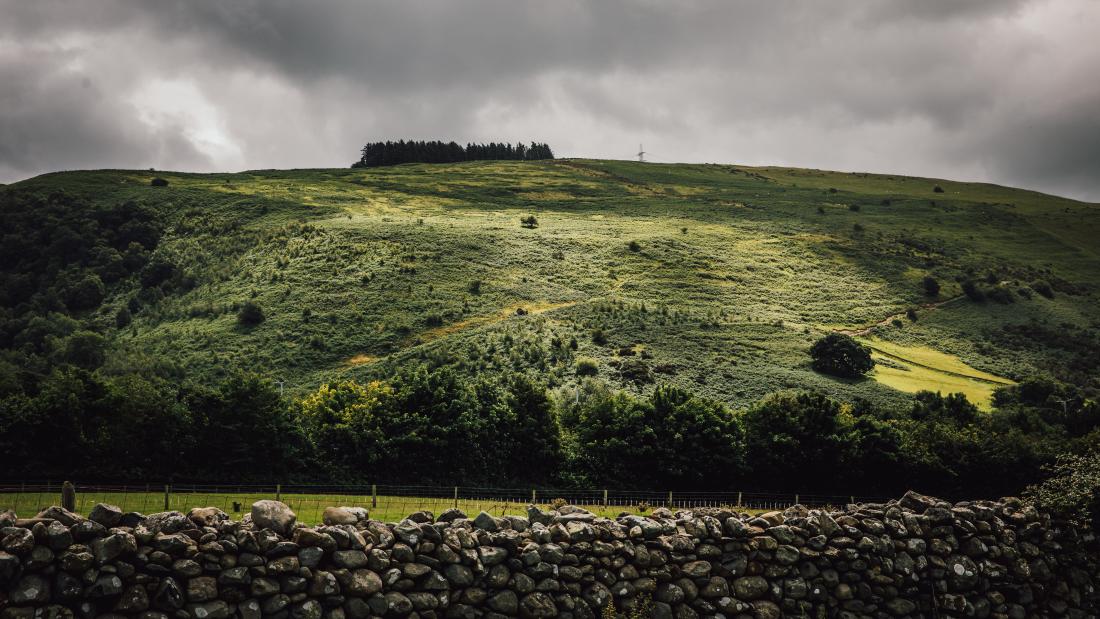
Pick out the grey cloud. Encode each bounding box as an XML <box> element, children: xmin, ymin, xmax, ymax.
<box><xmin>0</xmin><ymin>0</ymin><xmax>1097</xmax><ymax>201</ymax></box>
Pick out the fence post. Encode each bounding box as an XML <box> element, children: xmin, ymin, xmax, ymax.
<box><xmin>275</xmin><ymin>484</ymin><xmax>282</xmax><ymax>502</ymax></box>
<box><xmin>61</xmin><ymin>481</ymin><xmax>76</xmax><ymax>512</ymax></box>
<box><xmin>371</xmin><ymin>484</ymin><xmax>377</xmax><ymax>509</ymax></box>
<box><xmin>603</xmin><ymin>489</ymin><xmax>608</xmax><ymax>508</ymax></box>
<box><xmin>454</xmin><ymin>487</ymin><xmax>459</xmax><ymax>509</ymax></box>
<box><xmin>850</xmin><ymin>496</ymin><xmax>855</xmax><ymax>505</ymax></box>
<box><xmin>667</xmin><ymin>491</ymin><xmax>673</xmax><ymax>508</ymax></box>
<box><xmin>531</xmin><ymin>489</ymin><xmax>536</xmax><ymax>504</ymax></box>
<box><xmin>163</xmin><ymin>485</ymin><xmax>170</xmax><ymax>511</ymax></box>
<box><xmin>737</xmin><ymin>491</ymin><xmax>742</xmax><ymax>509</ymax></box>
<box><xmin>794</xmin><ymin>494</ymin><xmax>799</xmax><ymax>506</ymax></box>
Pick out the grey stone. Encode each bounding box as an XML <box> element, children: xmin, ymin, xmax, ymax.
<box><xmin>251</xmin><ymin>500</ymin><xmax>297</xmax><ymax>536</ymax></box>
<box><xmin>11</xmin><ymin>574</ymin><xmax>50</xmax><ymax>604</ymax></box>
<box><xmin>321</xmin><ymin>507</ymin><xmax>360</xmax><ymax>527</ymax></box>
<box><xmin>488</xmin><ymin>590</ymin><xmax>519</xmax><ymax>614</ymax></box>
<box><xmin>732</xmin><ymin>576</ymin><xmax>768</xmax><ymax>600</ymax></box>
<box><xmin>473</xmin><ymin>511</ymin><xmax>499</xmax><ymax>531</ymax></box>
<box><xmin>187</xmin><ymin>507</ymin><xmax>229</xmax><ymax>528</ymax></box>
<box><xmin>88</xmin><ymin>503</ymin><xmax>123</xmax><ymax>528</ymax></box>
<box><xmin>115</xmin><ymin>584</ymin><xmax>150</xmax><ymax>612</ymax></box>
<box><xmin>437</xmin><ymin>508</ymin><xmax>467</xmax><ymax>523</ymax></box>
<box><xmin>36</xmin><ymin>506</ymin><xmax>83</xmax><ymax>526</ymax></box>
<box><xmin>520</xmin><ymin>592</ymin><xmax>558</xmax><ymax>618</ymax></box>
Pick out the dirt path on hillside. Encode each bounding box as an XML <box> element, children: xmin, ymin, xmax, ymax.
<box><xmin>834</xmin><ymin>294</ymin><xmax>965</xmax><ymax>337</ymax></box>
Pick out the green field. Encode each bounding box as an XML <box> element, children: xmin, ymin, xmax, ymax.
<box><xmin>0</xmin><ymin>490</ymin><xmax>778</xmax><ymax>525</ymax></box>
<box><xmin>11</xmin><ymin>159</ymin><xmax>1096</xmax><ymax>408</ymax></box>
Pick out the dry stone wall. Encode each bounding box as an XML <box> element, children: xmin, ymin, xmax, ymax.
<box><xmin>1</xmin><ymin>491</ymin><xmax>1097</xmax><ymax>619</ymax></box>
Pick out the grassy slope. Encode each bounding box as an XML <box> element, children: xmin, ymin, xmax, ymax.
<box><xmin>12</xmin><ymin>160</ymin><xmax>1100</xmax><ymax>409</ymax></box>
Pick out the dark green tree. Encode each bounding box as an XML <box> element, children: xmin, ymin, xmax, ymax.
<box><xmin>809</xmin><ymin>333</ymin><xmax>874</xmax><ymax>378</ymax></box>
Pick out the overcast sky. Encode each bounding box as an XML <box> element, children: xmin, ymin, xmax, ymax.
<box><xmin>2</xmin><ymin>0</ymin><xmax>1098</xmax><ymax>201</ymax></box>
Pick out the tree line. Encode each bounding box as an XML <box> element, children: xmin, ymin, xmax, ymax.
<box><xmin>2</xmin><ymin>357</ymin><xmax>1097</xmax><ymax>504</ymax></box>
<box><xmin>352</xmin><ymin>140</ymin><xmax>554</xmax><ymax>168</ymax></box>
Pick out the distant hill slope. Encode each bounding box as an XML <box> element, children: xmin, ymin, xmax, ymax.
<box><xmin>4</xmin><ymin>160</ymin><xmax>1098</xmax><ymax>407</ymax></box>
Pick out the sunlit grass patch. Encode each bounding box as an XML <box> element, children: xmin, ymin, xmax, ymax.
<box><xmin>864</xmin><ymin>338</ymin><xmax>1014</xmax><ymax>409</ymax></box>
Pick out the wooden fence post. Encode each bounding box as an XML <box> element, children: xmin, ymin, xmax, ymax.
<box><xmin>737</xmin><ymin>491</ymin><xmax>742</xmax><ymax>508</ymax></box>
<box><xmin>454</xmin><ymin>487</ymin><xmax>459</xmax><ymax>509</ymax></box>
<box><xmin>603</xmin><ymin>489</ymin><xmax>608</xmax><ymax>508</ymax></box>
<box><xmin>371</xmin><ymin>484</ymin><xmax>377</xmax><ymax>509</ymax></box>
<box><xmin>531</xmin><ymin>489</ymin><xmax>536</xmax><ymax>504</ymax></box>
<box><xmin>667</xmin><ymin>491</ymin><xmax>673</xmax><ymax>508</ymax></box>
<box><xmin>795</xmin><ymin>494</ymin><xmax>799</xmax><ymax>506</ymax></box>
<box><xmin>276</xmin><ymin>484</ymin><xmax>282</xmax><ymax>502</ymax></box>
<box><xmin>163</xmin><ymin>485</ymin><xmax>170</xmax><ymax>511</ymax></box>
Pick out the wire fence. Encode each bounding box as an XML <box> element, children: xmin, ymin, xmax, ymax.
<box><xmin>0</xmin><ymin>481</ymin><xmax>893</xmax><ymax>524</ymax></box>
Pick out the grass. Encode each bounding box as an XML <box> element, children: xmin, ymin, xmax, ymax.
<box><xmin>10</xmin><ymin>159</ymin><xmax>1099</xmax><ymax>408</ymax></box>
<box><xmin>0</xmin><ymin>490</ymin><xmax>773</xmax><ymax>525</ymax></box>
<box><xmin>865</xmin><ymin>339</ymin><xmax>1014</xmax><ymax>410</ymax></box>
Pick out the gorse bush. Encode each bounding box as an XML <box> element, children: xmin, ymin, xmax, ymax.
<box><xmin>923</xmin><ymin>275</ymin><xmax>940</xmax><ymax>297</ymax></box>
<box><xmin>576</xmin><ymin>357</ymin><xmax>599</xmax><ymax>376</ymax></box>
<box><xmin>237</xmin><ymin>301</ymin><xmax>265</xmax><ymax>326</ymax></box>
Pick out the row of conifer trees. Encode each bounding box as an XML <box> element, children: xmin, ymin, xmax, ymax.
<box><xmin>353</xmin><ymin>140</ymin><xmax>554</xmax><ymax>167</ymax></box>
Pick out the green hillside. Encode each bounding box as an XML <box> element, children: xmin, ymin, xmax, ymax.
<box><xmin>5</xmin><ymin>159</ymin><xmax>1098</xmax><ymax>409</ymax></box>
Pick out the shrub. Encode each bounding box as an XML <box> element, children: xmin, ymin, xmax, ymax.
<box><xmin>628</xmin><ymin>240</ymin><xmax>641</xmax><ymax>252</ymax></box>
<box><xmin>962</xmin><ymin>280</ymin><xmax>985</xmax><ymax>302</ymax></box>
<box><xmin>637</xmin><ymin>501</ymin><xmax>650</xmax><ymax>513</ymax></box>
<box><xmin>550</xmin><ymin>497</ymin><xmax>567</xmax><ymax>510</ymax></box>
<box><xmin>987</xmin><ymin>286</ymin><xmax>1016</xmax><ymax>304</ymax></box>
<box><xmin>520</xmin><ymin>215</ymin><xmax>538</xmax><ymax>228</ymax></box>
<box><xmin>591</xmin><ymin>328</ymin><xmax>608</xmax><ymax>346</ymax></box>
<box><xmin>906</xmin><ymin>308</ymin><xmax>918</xmax><ymax>321</ymax></box>
<box><xmin>848</xmin><ymin>204</ymin><xmax>860</xmax><ymax>212</ymax></box>
<box><xmin>1032</xmin><ymin>280</ymin><xmax>1055</xmax><ymax>299</ymax></box>
<box><xmin>933</xmin><ymin>185</ymin><xmax>944</xmax><ymax>193</ymax></box>
<box><xmin>115</xmin><ymin>306</ymin><xmax>132</xmax><ymax>328</ymax></box>
<box><xmin>809</xmin><ymin>333</ymin><xmax>874</xmax><ymax>378</ymax></box>
<box><xmin>618</xmin><ymin>358</ymin><xmax>654</xmax><ymax>385</ymax></box>
<box><xmin>922</xmin><ymin>275</ymin><xmax>940</xmax><ymax>297</ymax></box>
<box><xmin>817</xmin><ymin>206</ymin><xmax>825</xmax><ymax>214</ymax></box>
<box><xmin>853</xmin><ymin>223</ymin><xmax>864</xmax><ymax>233</ymax></box>
<box><xmin>150</xmin><ymin>177</ymin><xmax>169</xmax><ymax>187</ymax></box>
<box><xmin>468</xmin><ymin>280</ymin><xmax>482</xmax><ymax>294</ymax></box>
<box><xmin>237</xmin><ymin>301</ymin><xmax>265</xmax><ymax>326</ymax></box>
<box><xmin>1026</xmin><ymin>452</ymin><xmax>1100</xmax><ymax>527</ymax></box>
<box><xmin>576</xmin><ymin>358</ymin><xmax>599</xmax><ymax>377</ymax></box>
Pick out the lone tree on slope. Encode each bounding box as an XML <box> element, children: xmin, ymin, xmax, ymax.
<box><xmin>810</xmin><ymin>333</ymin><xmax>874</xmax><ymax>378</ymax></box>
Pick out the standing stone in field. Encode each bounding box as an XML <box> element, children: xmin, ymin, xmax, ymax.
<box><xmin>251</xmin><ymin>500</ymin><xmax>296</xmax><ymax>537</ymax></box>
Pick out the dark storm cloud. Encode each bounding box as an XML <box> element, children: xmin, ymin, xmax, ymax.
<box><xmin>0</xmin><ymin>0</ymin><xmax>1097</xmax><ymax>201</ymax></box>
